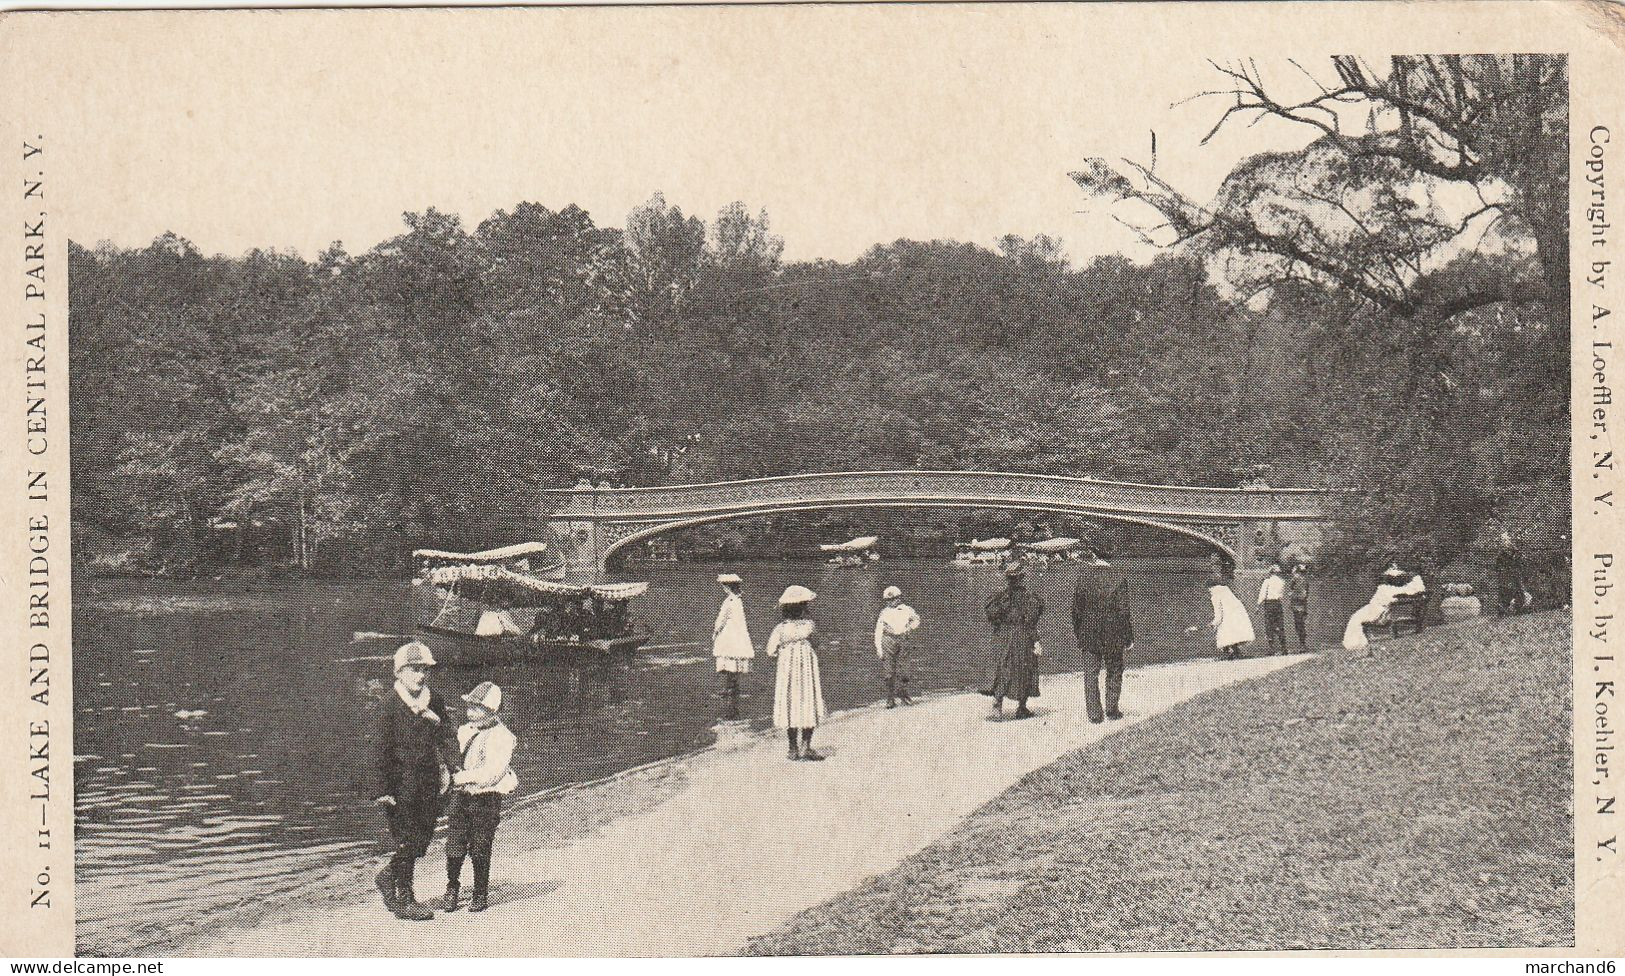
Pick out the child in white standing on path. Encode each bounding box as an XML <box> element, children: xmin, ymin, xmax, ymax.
<box><xmin>1191</xmin><ymin>567</ymin><xmax>1254</xmax><ymax>659</ymax></box>
<box><xmin>712</xmin><ymin>573</ymin><xmax>755</xmax><ymax>701</ymax></box>
<box><xmin>767</xmin><ymin>585</ymin><xmax>827</xmax><ymax>761</ymax></box>
<box><xmin>874</xmin><ymin>585</ymin><xmax>921</xmax><ymax>707</ymax></box>
<box><xmin>442</xmin><ymin>681</ymin><xmax>517</xmax><ymax>914</ymax></box>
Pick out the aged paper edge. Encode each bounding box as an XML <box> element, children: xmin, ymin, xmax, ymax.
<box><xmin>0</xmin><ymin>0</ymin><xmax>1618</xmax><ymax>959</ymax></box>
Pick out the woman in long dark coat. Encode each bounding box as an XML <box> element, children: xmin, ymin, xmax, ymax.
<box><xmin>983</xmin><ymin>561</ymin><xmax>1044</xmax><ymax>719</ymax></box>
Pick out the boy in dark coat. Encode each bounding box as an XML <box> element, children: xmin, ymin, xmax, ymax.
<box><xmin>1071</xmin><ymin>551</ymin><xmax>1134</xmax><ymax>722</ymax></box>
<box><xmin>372</xmin><ymin>641</ymin><xmax>455</xmax><ymax>921</ymax></box>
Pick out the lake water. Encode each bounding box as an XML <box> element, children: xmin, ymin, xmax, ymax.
<box><xmin>73</xmin><ymin>558</ymin><xmax>1369</xmax><ymax>949</ymax></box>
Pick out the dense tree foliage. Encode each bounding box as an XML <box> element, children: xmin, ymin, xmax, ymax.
<box><xmin>71</xmin><ymin>57</ymin><xmax>1567</xmax><ymax>579</ymax></box>
<box><xmin>1072</xmin><ymin>54</ymin><xmax>1570</xmax><ymax>574</ymax></box>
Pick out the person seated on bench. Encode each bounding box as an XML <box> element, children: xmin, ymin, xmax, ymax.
<box><xmin>1342</xmin><ymin>566</ymin><xmax>1414</xmax><ymax>651</ymax></box>
<box><xmin>1384</xmin><ymin>570</ymin><xmax>1430</xmax><ymax>634</ymax></box>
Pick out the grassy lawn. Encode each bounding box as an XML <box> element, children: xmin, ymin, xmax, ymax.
<box><xmin>748</xmin><ymin>613</ymin><xmax>1573</xmax><ymax>953</ymax></box>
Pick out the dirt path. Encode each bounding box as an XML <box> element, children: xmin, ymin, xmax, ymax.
<box><xmin>180</xmin><ymin>654</ymin><xmax>1307</xmax><ymax>957</ymax></box>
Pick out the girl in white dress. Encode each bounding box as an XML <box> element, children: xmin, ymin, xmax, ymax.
<box><xmin>711</xmin><ymin>573</ymin><xmax>755</xmax><ymax>700</ymax></box>
<box><xmin>766</xmin><ymin>585</ymin><xmax>828</xmax><ymax>761</ymax></box>
<box><xmin>1207</xmin><ymin>573</ymin><xmax>1255</xmax><ymax>659</ymax></box>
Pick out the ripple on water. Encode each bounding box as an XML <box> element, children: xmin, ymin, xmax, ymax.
<box><xmin>77</xmin><ymin>563</ymin><xmax>1364</xmax><ymax>952</ymax></box>
<box><xmin>643</xmin><ymin>652</ymin><xmax>709</xmax><ymax>667</ymax></box>
<box><xmin>107</xmin><ymin>814</ymin><xmax>173</xmax><ymax>828</ymax></box>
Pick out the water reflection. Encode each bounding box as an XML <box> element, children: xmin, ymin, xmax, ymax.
<box><xmin>73</xmin><ymin>559</ymin><xmax>1367</xmax><ymax>950</ymax></box>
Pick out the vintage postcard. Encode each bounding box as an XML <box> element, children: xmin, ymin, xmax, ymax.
<box><xmin>0</xmin><ymin>0</ymin><xmax>1620</xmax><ymax>960</ymax></box>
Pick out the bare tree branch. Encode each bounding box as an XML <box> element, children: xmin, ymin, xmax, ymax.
<box><xmin>1072</xmin><ymin>55</ymin><xmax>1563</xmax><ymax>324</ymax></box>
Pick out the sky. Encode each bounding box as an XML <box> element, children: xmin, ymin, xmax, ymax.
<box><xmin>35</xmin><ymin>6</ymin><xmax>1416</xmax><ymax>266</ymax></box>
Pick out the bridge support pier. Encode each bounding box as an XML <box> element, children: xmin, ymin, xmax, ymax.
<box><xmin>1234</xmin><ymin>519</ymin><xmax>1298</xmax><ymax>568</ymax></box>
<box><xmin>543</xmin><ymin>520</ymin><xmax>611</xmax><ymax>584</ymax></box>
<box><xmin>1235</xmin><ymin>519</ymin><xmax>1258</xmax><ymax>568</ymax></box>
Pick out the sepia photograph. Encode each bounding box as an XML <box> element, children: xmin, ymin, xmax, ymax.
<box><xmin>0</xmin><ymin>1</ymin><xmax>1611</xmax><ymax>961</ymax></box>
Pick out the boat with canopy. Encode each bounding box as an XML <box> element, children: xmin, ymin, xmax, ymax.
<box><xmin>411</xmin><ymin>543</ymin><xmax>648</xmax><ymax>663</ymax></box>
<box><xmin>1018</xmin><ymin>537</ymin><xmax>1087</xmax><ymax>563</ymax></box>
<box><xmin>952</xmin><ymin>538</ymin><xmax>1011</xmax><ymax>566</ymax></box>
<box><xmin>821</xmin><ymin>535</ymin><xmax>880</xmax><ymax>566</ymax></box>
<box><xmin>1020</xmin><ymin>537</ymin><xmax>1081</xmax><ymax>553</ymax></box>
<box><xmin>819</xmin><ymin>535</ymin><xmax>879</xmax><ymax>553</ymax></box>
<box><xmin>412</xmin><ymin>541</ymin><xmax>554</xmax><ymax>567</ymax></box>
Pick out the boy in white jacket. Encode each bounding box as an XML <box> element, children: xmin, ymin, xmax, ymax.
<box><xmin>442</xmin><ymin>681</ymin><xmax>518</xmax><ymax>913</ymax></box>
<box><xmin>874</xmin><ymin>585</ymin><xmax>921</xmax><ymax>707</ymax></box>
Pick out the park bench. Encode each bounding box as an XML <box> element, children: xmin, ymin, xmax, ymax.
<box><xmin>1366</xmin><ymin>591</ymin><xmax>1430</xmax><ymax>639</ymax></box>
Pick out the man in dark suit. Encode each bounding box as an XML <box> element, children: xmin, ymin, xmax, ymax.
<box><xmin>1071</xmin><ymin>549</ymin><xmax>1135</xmax><ymax>723</ymax></box>
<box><xmin>372</xmin><ymin>641</ymin><xmax>457</xmax><ymax>921</ymax></box>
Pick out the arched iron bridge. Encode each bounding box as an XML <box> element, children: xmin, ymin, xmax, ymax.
<box><xmin>540</xmin><ymin>470</ymin><xmax>1336</xmax><ymax>580</ymax></box>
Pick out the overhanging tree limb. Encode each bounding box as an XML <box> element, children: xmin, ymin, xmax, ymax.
<box><xmin>1073</xmin><ymin>55</ymin><xmax>1563</xmax><ymax>324</ymax></box>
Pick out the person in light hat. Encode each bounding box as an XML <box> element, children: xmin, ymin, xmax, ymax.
<box><xmin>371</xmin><ymin>641</ymin><xmax>454</xmax><ymax>921</ymax></box>
<box><xmin>982</xmin><ymin>561</ymin><xmax>1044</xmax><ymax>720</ymax></box>
<box><xmin>874</xmin><ymin>585</ymin><xmax>921</xmax><ymax>708</ymax></box>
<box><xmin>440</xmin><ymin>680</ymin><xmax>518</xmax><ymax>914</ymax></box>
<box><xmin>766</xmin><ymin>585</ymin><xmax>828</xmax><ymax>760</ymax></box>
<box><xmin>712</xmin><ymin>573</ymin><xmax>756</xmax><ymax>704</ymax></box>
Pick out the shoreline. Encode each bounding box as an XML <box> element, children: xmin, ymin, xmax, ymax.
<box><xmin>76</xmin><ymin>555</ymin><xmax>1364</xmax><ymax>956</ymax></box>
<box><xmin>146</xmin><ymin>652</ymin><xmax>1310</xmax><ymax>957</ymax></box>
<box><xmin>749</xmin><ymin>613</ymin><xmax>1573</xmax><ymax>954</ymax></box>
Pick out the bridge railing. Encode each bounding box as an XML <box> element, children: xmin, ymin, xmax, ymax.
<box><xmin>543</xmin><ymin>470</ymin><xmax>1332</xmax><ymax>521</ymax></box>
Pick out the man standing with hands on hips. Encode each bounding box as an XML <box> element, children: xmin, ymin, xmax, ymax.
<box><xmin>1071</xmin><ymin>548</ymin><xmax>1134</xmax><ymax>723</ymax></box>
<box><xmin>875</xmin><ymin>585</ymin><xmax>922</xmax><ymax>707</ymax></box>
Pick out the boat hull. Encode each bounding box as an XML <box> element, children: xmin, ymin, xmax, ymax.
<box><xmin>415</xmin><ymin>624</ymin><xmax>648</xmax><ymax>666</ymax></box>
